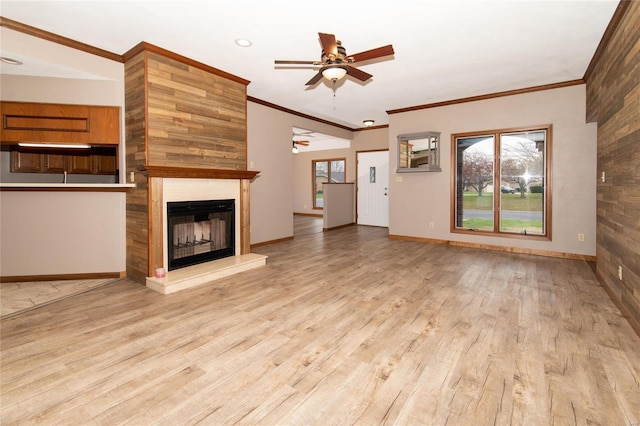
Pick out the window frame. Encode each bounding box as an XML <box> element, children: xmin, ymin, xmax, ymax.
<box><xmin>312</xmin><ymin>157</ymin><xmax>346</xmax><ymax>210</ymax></box>
<box><xmin>450</xmin><ymin>124</ymin><xmax>552</xmax><ymax>240</ymax></box>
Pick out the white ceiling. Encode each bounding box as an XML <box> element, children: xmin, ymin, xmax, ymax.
<box><xmin>0</xmin><ymin>1</ymin><xmax>618</xmax><ymax>129</ymax></box>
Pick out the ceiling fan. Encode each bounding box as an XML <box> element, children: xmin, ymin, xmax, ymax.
<box><xmin>292</xmin><ymin>139</ymin><xmax>310</xmax><ymax>153</ymax></box>
<box><xmin>275</xmin><ymin>32</ymin><xmax>394</xmax><ymax>86</ymax></box>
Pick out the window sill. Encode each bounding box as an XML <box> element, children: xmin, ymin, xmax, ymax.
<box><xmin>452</xmin><ymin>228</ymin><xmax>551</xmax><ymax>241</ymax></box>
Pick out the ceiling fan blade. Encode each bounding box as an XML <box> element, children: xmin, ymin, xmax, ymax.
<box><xmin>275</xmin><ymin>60</ymin><xmax>319</xmax><ymax>65</ymax></box>
<box><xmin>305</xmin><ymin>71</ymin><xmax>324</xmax><ymax>86</ymax></box>
<box><xmin>318</xmin><ymin>33</ymin><xmax>337</xmax><ymax>56</ymax></box>
<box><xmin>293</xmin><ymin>131</ymin><xmax>314</xmax><ymax>137</ymax></box>
<box><xmin>295</xmin><ymin>140</ymin><xmax>310</xmax><ymax>146</ymax></box>
<box><xmin>346</xmin><ymin>65</ymin><xmax>373</xmax><ymax>82</ymax></box>
<box><xmin>350</xmin><ymin>45</ymin><xmax>395</xmax><ymax>63</ymax></box>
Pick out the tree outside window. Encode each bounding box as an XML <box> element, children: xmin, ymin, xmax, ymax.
<box><xmin>313</xmin><ymin>158</ymin><xmax>345</xmax><ymax>209</ymax></box>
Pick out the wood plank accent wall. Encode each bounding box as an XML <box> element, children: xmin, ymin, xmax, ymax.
<box><xmin>124</xmin><ymin>50</ymin><xmax>150</xmax><ymax>283</ymax></box>
<box><xmin>124</xmin><ymin>43</ymin><xmax>252</xmax><ymax>282</ymax></box>
<box><xmin>585</xmin><ymin>1</ymin><xmax>640</xmax><ymax>334</ymax></box>
<box><xmin>146</xmin><ymin>52</ymin><xmax>248</xmax><ymax>170</ymax></box>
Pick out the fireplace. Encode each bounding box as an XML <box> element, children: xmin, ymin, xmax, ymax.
<box><xmin>167</xmin><ymin>199</ymin><xmax>235</xmax><ymax>271</ymax></box>
<box><xmin>143</xmin><ymin>176</ymin><xmax>267</xmax><ymax>295</ymax></box>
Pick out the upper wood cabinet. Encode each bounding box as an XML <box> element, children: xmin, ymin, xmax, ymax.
<box><xmin>0</xmin><ymin>102</ymin><xmax>120</xmax><ymax>145</ymax></box>
<box><xmin>10</xmin><ymin>146</ymin><xmax>117</xmax><ymax>175</ymax></box>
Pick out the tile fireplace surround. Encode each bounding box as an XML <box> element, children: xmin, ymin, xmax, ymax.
<box><xmin>144</xmin><ymin>175</ymin><xmax>266</xmax><ymax>294</ymax></box>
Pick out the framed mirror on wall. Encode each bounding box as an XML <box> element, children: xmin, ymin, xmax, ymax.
<box><xmin>396</xmin><ymin>131</ymin><xmax>441</xmax><ymax>172</ymax></box>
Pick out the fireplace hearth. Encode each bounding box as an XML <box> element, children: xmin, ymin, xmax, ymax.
<box><xmin>167</xmin><ymin>199</ymin><xmax>235</xmax><ymax>271</ymax></box>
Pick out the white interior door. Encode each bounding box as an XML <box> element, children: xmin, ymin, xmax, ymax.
<box><xmin>357</xmin><ymin>150</ymin><xmax>389</xmax><ymax>227</ymax></box>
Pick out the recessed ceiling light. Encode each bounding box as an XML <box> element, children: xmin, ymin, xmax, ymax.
<box><xmin>1</xmin><ymin>56</ymin><xmax>23</xmax><ymax>65</ymax></box>
<box><xmin>235</xmin><ymin>39</ymin><xmax>252</xmax><ymax>47</ymax></box>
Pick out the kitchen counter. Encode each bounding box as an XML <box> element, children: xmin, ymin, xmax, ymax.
<box><xmin>0</xmin><ymin>183</ymin><xmax>135</xmax><ymax>192</ymax></box>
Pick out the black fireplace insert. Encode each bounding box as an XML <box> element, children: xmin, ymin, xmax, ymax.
<box><xmin>167</xmin><ymin>199</ymin><xmax>235</xmax><ymax>271</ymax></box>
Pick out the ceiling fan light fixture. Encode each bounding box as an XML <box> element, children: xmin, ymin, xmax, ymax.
<box><xmin>363</xmin><ymin>119</ymin><xmax>375</xmax><ymax>127</ymax></box>
<box><xmin>321</xmin><ymin>65</ymin><xmax>348</xmax><ymax>82</ymax></box>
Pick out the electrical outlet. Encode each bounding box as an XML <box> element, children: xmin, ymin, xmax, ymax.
<box><xmin>129</xmin><ymin>171</ymin><xmax>135</xmax><ymax>182</ymax></box>
<box><xmin>601</xmin><ymin>171</ymin><xmax>606</xmax><ymax>182</ymax></box>
<box><xmin>578</xmin><ymin>233</ymin><xmax>585</xmax><ymax>242</ymax></box>
<box><xmin>396</xmin><ymin>176</ymin><xmax>403</xmax><ymax>183</ymax></box>
<box><xmin>429</xmin><ymin>222</ymin><xmax>434</xmax><ymax>229</ymax></box>
<box><xmin>618</xmin><ymin>265</ymin><xmax>623</xmax><ymax>280</ymax></box>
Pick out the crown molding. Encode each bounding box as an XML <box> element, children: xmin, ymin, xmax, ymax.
<box><xmin>122</xmin><ymin>42</ymin><xmax>250</xmax><ymax>86</ymax></box>
<box><xmin>0</xmin><ymin>16</ymin><xmax>123</xmax><ymax>63</ymax></box>
<box><xmin>247</xmin><ymin>96</ymin><xmax>355</xmax><ymax>132</ymax></box>
<box><xmin>387</xmin><ymin>79</ymin><xmax>584</xmax><ymax>115</ymax></box>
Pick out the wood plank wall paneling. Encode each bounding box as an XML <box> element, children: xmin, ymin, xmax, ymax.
<box><xmin>125</xmin><ymin>50</ymin><xmax>150</xmax><ymax>283</ymax></box>
<box><xmin>586</xmin><ymin>1</ymin><xmax>640</xmax><ymax>333</ymax></box>
<box><xmin>124</xmin><ymin>45</ymin><xmax>250</xmax><ymax>283</ymax></box>
<box><xmin>146</xmin><ymin>53</ymin><xmax>247</xmax><ymax>170</ymax></box>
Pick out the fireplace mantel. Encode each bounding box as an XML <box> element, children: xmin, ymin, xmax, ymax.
<box><xmin>143</xmin><ymin>165</ymin><xmax>259</xmax><ymax>180</ymax></box>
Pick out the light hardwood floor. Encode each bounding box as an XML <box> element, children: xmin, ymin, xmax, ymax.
<box><xmin>1</xmin><ymin>222</ymin><xmax>639</xmax><ymax>425</ymax></box>
<box><xmin>294</xmin><ymin>213</ymin><xmax>323</xmax><ymax>236</ymax></box>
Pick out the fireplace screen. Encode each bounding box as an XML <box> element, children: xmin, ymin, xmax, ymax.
<box><xmin>167</xmin><ymin>199</ymin><xmax>235</xmax><ymax>271</ymax></box>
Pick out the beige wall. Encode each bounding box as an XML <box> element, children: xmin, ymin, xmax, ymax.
<box><xmin>388</xmin><ymin>84</ymin><xmax>597</xmax><ymax>256</ymax></box>
<box><xmin>352</xmin><ymin>127</ymin><xmax>390</xmax><ymax>153</ymax></box>
<box><xmin>0</xmin><ymin>28</ymin><xmax>127</xmax><ymax>277</ymax></box>
<box><xmin>247</xmin><ymin>100</ymin><xmax>354</xmax><ymax>244</ymax></box>
<box><xmin>0</xmin><ymin>192</ymin><xmax>126</xmax><ymax>276</ymax></box>
<box><xmin>291</xmin><ymin>127</ymin><xmax>389</xmax><ymax>216</ymax></box>
<box><xmin>247</xmin><ymin>101</ymin><xmax>296</xmax><ymax>244</ymax></box>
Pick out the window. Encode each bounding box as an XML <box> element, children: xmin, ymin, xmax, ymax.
<box><xmin>313</xmin><ymin>158</ymin><xmax>345</xmax><ymax>209</ymax></box>
<box><xmin>452</xmin><ymin>125</ymin><xmax>551</xmax><ymax>239</ymax></box>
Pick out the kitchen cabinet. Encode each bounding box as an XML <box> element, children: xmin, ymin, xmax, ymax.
<box><xmin>9</xmin><ymin>146</ymin><xmax>117</xmax><ymax>175</ymax></box>
<box><xmin>89</xmin><ymin>147</ymin><xmax>117</xmax><ymax>175</ymax></box>
<box><xmin>92</xmin><ymin>150</ymin><xmax>117</xmax><ymax>175</ymax></box>
<box><xmin>10</xmin><ymin>150</ymin><xmax>41</xmax><ymax>172</ymax></box>
<box><xmin>43</xmin><ymin>153</ymin><xmax>67</xmax><ymax>173</ymax></box>
<box><xmin>66</xmin><ymin>153</ymin><xmax>93</xmax><ymax>174</ymax></box>
<box><xmin>0</xmin><ymin>101</ymin><xmax>120</xmax><ymax>145</ymax></box>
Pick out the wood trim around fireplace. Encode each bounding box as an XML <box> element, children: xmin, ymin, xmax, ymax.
<box><xmin>240</xmin><ymin>179</ymin><xmax>251</xmax><ymax>255</ymax></box>
<box><xmin>148</xmin><ymin>177</ymin><xmax>164</xmax><ymax>278</ymax></box>
<box><xmin>145</xmin><ymin>176</ymin><xmax>255</xmax><ymax>278</ymax></box>
<box><xmin>143</xmin><ymin>166</ymin><xmax>259</xmax><ymax>181</ymax></box>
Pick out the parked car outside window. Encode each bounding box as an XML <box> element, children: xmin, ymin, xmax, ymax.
<box><xmin>501</xmin><ymin>186</ymin><xmax>516</xmax><ymax>194</ymax></box>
